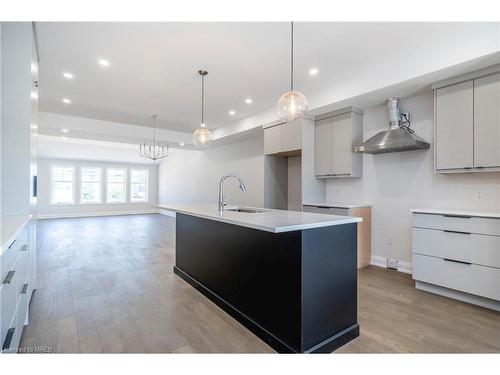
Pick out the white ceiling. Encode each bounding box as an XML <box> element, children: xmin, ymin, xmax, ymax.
<box><xmin>36</xmin><ymin>22</ymin><xmax>500</xmax><ymax>135</ymax></box>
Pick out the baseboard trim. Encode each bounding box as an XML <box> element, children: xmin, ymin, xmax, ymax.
<box><xmin>370</xmin><ymin>255</ymin><xmax>413</xmax><ymax>274</ymax></box>
<box><xmin>36</xmin><ymin>209</ymin><xmax>159</xmax><ymax>220</ymax></box>
<box><xmin>158</xmin><ymin>209</ymin><xmax>176</xmax><ymax>218</ymax></box>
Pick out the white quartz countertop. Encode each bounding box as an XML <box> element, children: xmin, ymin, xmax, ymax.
<box><xmin>412</xmin><ymin>208</ymin><xmax>500</xmax><ymax>219</ymax></box>
<box><xmin>156</xmin><ymin>204</ymin><xmax>362</xmax><ymax>233</ymax></box>
<box><xmin>1</xmin><ymin>214</ymin><xmax>32</xmax><ymax>255</ymax></box>
<box><xmin>302</xmin><ymin>202</ymin><xmax>371</xmax><ymax>209</ymax></box>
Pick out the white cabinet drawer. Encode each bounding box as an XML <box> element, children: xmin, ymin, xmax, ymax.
<box><xmin>302</xmin><ymin>205</ymin><xmax>349</xmax><ymax>216</ymax></box>
<box><xmin>413</xmin><ymin>213</ymin><xmax>500</xmax><ymax>236</ymax></box>
<box><xmin>1</xmin><ymin>230</ymin><xmax>29</xmax><ymax>282</ymax></box>
<box><xmin>413</xmin><ymin>228</ymin><xmax>500</xmax><ymax>268</ymax></box>
<box><xmin>413</xmin><ymin>253</ymin><xmax>500</xmax><ymax>301</ymax></box>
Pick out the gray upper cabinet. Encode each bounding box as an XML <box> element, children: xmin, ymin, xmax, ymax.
<box><xmin>474</xmin><ymin>73</ymin><xmax>500</xmax><ymax>168</ymax></box>
<box><xmin>264</xmin><ymin>119</ymin><xmax>302</xmax><ymax>156</ymax></box>
<box><xmin>314</xmin><ymin>108</ymin><xmax>363</xmax><ymax>178</ymax></box>
<box><xmin>264</xmin><ymin>124</ymin><xmax>283</xmax><ymax>155</ymax></box>
<box><xmin>314</xmin><ymin>117</ymin><xmax>332</xmax><ymax>176</ymax></box>
<box><xmin>436</xmin><ymin>81</ymin><xmax>474</xmax><ymax>170</ymax></box>
<box><xmin>434</xmin><ymin>68</ymin><xmax>500</xmax><ymax>173</ymax></box>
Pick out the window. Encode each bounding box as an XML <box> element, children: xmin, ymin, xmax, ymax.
<box><xmin>106</xmin><ymin>168</ymin><xmax>126</xmax><ymax>203</ymax></box>
<box><xmin>51</xmin><ymin>166</ymin><xmax>74</xmax><ymax>204</ymax></box>
<box><xmin>130</xmin><ymin>169</ymin><xmax>148</xmax><ymax>203</ymax></box>
<box><xmin>80</xmin><ymin>167</ymin><xmax>102</xmax><ymax>204</ymax></box>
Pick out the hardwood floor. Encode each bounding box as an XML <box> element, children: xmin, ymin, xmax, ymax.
<box><xmin>20</xmin><ymin>214</ymin><xmax>500</xmax><ymax>353</ymax></box>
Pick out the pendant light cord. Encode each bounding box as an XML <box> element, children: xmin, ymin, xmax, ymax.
<box><xmin>290</xmin><ymin>21</ymin><xmax>294</xmax><ymax>91</ymax></box>
<box><xmin>201</xmin><ymin>73</ymin><xmax>205</xmax><ymax>125</ymax></box>
<box><xmin>152</xmin><ymin>114</ymin><xmax>157</xmax><ymax>142</ymax></box>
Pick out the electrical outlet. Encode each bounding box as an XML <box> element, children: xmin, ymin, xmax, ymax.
<box><xmin>476</xmin><ymin>190</ymin><xmax>483</xmax><ymax>200</ymax></box>
<box><xmin>387</xmin><ymin>258</ymin><xmax>399</xmax><ymax>270</ymax></box>
<box><xmin>387</xmin><ymin>234</ymin><xmax>394</xmax><ymax>246</ymax></box>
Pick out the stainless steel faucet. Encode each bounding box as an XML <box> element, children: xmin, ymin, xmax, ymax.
<box><xmin>218</xmin><ymin>173</ymin><xmax>246</xmax><ymax>211</ymax></box>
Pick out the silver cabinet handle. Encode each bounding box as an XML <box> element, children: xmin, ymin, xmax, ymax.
<box><xmin>3</xmin><ymin>270</ymin><xmax>15</xmax><ymax>284</ymax></box>
<box><xmin>8</xmin><ymin>239</ymin><xmax>16</xmax><ymax>249</ymax></box>
<box><xmin>2</xmin><ymin>328</ymin><xmax>15</xmax><ymax>351</ymax></box>
<box><xmin>443</xmin><ymin>214</ymin><xmax>471</xmax><ymax>219</ymax></box>
<box><xmin>443</xmin><ymin>229</ymin><xmax>471</xmax><ymax>235</ymax></box>
<box><xmin>443</xmin><ymin>258</ymin><xmax>471</xmax><ymax>265</ymax></box>
<box><xmin>21</xmin><ymin>283</ymin><xmax>28</xmax><ymax>294</ymax></box>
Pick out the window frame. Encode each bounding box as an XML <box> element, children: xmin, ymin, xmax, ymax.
<box><xmin>105</xmin><ymin>167</ymin><xmax>127</xmax><ymax>204</ymax></box>
<box><xmin>80</xmin><ymin>166</ymin><xmax>103</xmax><ymax>205</ymax></box>
<box><xmin>129</xmin><ymin>169</ymin><xmax>149</xmax><ymax>203</ymax></box>
<box><xmin>50</xmin><ymin>165</ymin><xmax>75</xmax><ymax>205</ymax></box>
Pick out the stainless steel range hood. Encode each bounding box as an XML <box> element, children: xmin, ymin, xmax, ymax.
<box><xmin>355</xmin><ymin>97</ymin><xmax>430</xmax><ymax>154</ymax></box>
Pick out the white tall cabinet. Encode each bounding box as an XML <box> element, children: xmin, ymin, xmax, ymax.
<box><xmin>1</xmin><ymin>22</ymin><xmax>38</xmax><ymax>353</ymax></box>
<box><xmin>433</xmin><ymin>66</ymin><xmax>500</xmax><ymax>173</ymax></box>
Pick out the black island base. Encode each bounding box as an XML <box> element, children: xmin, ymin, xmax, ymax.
<box><xmin>174</xmin><ymin>213</ymin><xmax>359</xmax><ymax>353</ymax></box>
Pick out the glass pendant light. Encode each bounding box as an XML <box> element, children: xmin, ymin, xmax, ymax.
<box><xmin>277</xmin><ymin>22</ymin><xmax>308</xmax><ymax>122</ymax></box>
<box><xmin>193</xmin><ymin>70</ymin><xmax>213</xmax><ymax>148</ymax></box>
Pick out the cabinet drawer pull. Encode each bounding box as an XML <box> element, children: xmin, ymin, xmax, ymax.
<box><xmin>443</xmin><ymin>229</ymin><xmax>471</xmax><ymax>235</ymax></box>
<box><xmin>21</xmin><ymin>244</ymin><xmax>28</xmax><ymax>251</ymax></box>
<box><xmin>443</xmin><ymin>258</ymin><xmax>471</xmax><ymax>265</ymax></box>
<box><xmin>3</xmin><ymin>270</ymin><xmax>15</xmax><ymax>284</ymax></box>
<box><xmin>21</xmin><ymin>283</ymin><xmax>28</xmax><ymax>294</ymax></box>
<box><xmin>2</xmin><ymin>328</ymin><xmax>15</xmax><ymax>351</ymax></box>
<box><xmin>8</xmin><ymin>239</ymin><xmax>16</xmax><ymax>249</ymax></box>
<box><xmin>443</xmin><ymin>214</ymin><xmax>472</xmax><ymax>219</ymax></box>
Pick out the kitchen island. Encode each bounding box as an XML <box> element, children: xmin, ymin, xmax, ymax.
<box><xmin>157</xmin><ymin>204</ymin><xmax>362</xmax><ymax>353</ymax></box>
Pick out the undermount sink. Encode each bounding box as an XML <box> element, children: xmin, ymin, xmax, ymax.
<box><xmin>225</xmin><ymin>207</ymin><xmax>263</xmax><ymax>213</ymax></box>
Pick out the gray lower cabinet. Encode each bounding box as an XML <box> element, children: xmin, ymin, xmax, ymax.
<box><xmin>412</xmin><ymin>211</ymin><xmax>500</xmax><ymax>311</ymax></box>
<box><xmin>314</xmin><ymin>107</ymin><xmax>363</xmax><ymax>178</ymax></box>
<box><xmin>1</xmin><ymin>221</ymin><xmax>36</xmax><ymax>353</ymax></box>
<box><xmin>302</xmin><ymin>204</ymin><xmax>371</xmax><ymax>268</ymax></box>
<box><xmin>434</xmin><ymin>68</ymin><xmax>500</xmax><ymax>173</ymax></box>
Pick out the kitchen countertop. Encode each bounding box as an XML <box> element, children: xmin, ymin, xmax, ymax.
<box><xmin>411</xmin><ymin>208</ymin><xmax>500</xmax><ymax>219</ymax></box>
<box><xmin>302</xmin><ymin>202</ymin><xmax>371</xmax><ymax>209</ymax></box>
<box><xmin>156</xmin><ymin>203</ymin><xmax>362</xmax><ymax>233</ymax></box>
<box><xmin>1</xmin><ymin>214</ymin><xmax>33</xmax><ymax>255</ymax></box>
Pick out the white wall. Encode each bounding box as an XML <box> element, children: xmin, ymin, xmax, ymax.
<box><xmin>325</xmin><ymin>92</ymin><xmax>500</xmax><ymax>264</ymax></box>
<box><xmin>158</xmin><ymin>136</ymin><xmax>265</xmax><ymax>207</ymax></box>
<box><xmin>37</xmin><ymin>158</ymin><xmax>158</xmax><ymax>218</ymax></box>
<box><xmin>1</xmin><ymin>23</ymin><xmax>33</xmax><ymax>216</ymax></box>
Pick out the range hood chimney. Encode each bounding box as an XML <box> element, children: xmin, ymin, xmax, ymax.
<box><xmin>355</xmin><ymin>97</ymin><xmax>430</xmax><ymax>154</ymax></box>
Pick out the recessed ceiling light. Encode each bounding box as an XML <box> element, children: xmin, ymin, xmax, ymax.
<box><xmin>98</xmin><ymin>59</ymin><xmax>110</xmax><ymax>67</ymax></box>
<box><xmin>245</xmin><ymin>98</ymin><xmax>252</xmax><ymax>104</ymax></box>
<box><xmin>30</xmin><ymin>124</ymin><xmax>38</xmax><ymax>130</ymax></box>
<box><xmin>62</xmin><ymin>98</ymin><xmax>71</xmax><ymax>104</ymax></box>
<box><xmin>179</xmin><ymin>142</ymin><xmax>185</xmax><ymax>146</ymax></box>
<box><xmin>61</xmin><ymin>128</ymin><xmax>69</xmax><ymax>133</ymax></box>
<box><xmin>309</xmin><ymin>68</ymin><xmax>319</xmax><ymax>76</ymax></box>
<box><xmin>229</xmin><ymin>110</ymin><xmax>236</xmax><ymax>115</ymax></box>
<box><xmin>63</xmin><ymin>72</ymin><xmax>74</xmax><ymax>79</ymax></box>
<box><xmin>61</xmin><ymin>136</ymin><xmax>67</xmax><ymax>140</ymax></box>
